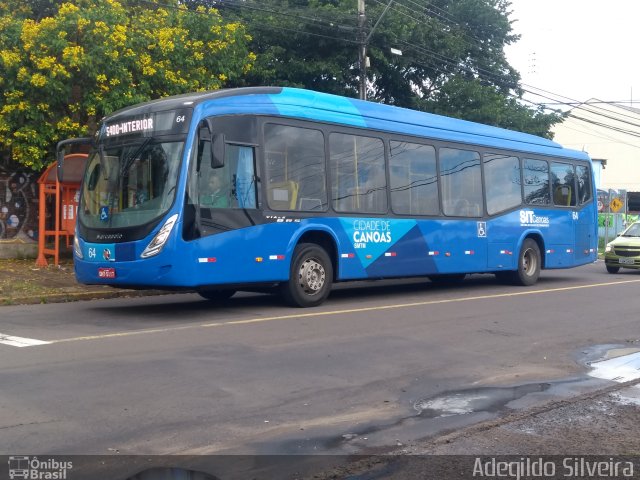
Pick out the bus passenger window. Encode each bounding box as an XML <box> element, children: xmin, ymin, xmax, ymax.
<box><xmin>576</xmin><ymin>165</ymin><xmax>592</xmax><ymax>205</ymax></box>
<box><xmin>483</xmin><ymin>153</ymin><xmax>522</xmax><ymax>215</ymax></box>
<box><xmin>264</xmin><ymin>124</ymin><xmax>326</xmax><ymax>212</ymax></box>
<box><xmin>550</xmin><ymin>162</ymin><xmax>576</xmax><ymax>207</ymax></box>
<box><xmin>523</xmin><ymin>159</ymin><xmax>550</xmax><ymax>205</ymax></box>
<box><xmin>330</xmin><ymin>133</ymin><xmax>386</xmax><ymax>214</ymax></box>
<box><xmin>439</xmin><ymin>147</ymin><xmax>482</xmax><ymax>217</ymax></box>
<box><xmin>389</xmin><ymin>141</ymin><xmax>438</xmax><ymax>215</ymax></box>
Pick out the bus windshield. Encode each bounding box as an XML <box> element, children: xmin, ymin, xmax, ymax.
<box><xmin>79</xmin><ymin>139</ymin><xmax>184</xmax><ymax>228</ymax></box>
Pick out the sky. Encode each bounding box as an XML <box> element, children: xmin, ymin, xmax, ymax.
<box><xmin>504</xmin><ymin>0</ymin><xmax>640</xmax><ymax>109</ymax></box>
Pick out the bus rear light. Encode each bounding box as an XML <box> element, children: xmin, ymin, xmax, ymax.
<box><xmin>141</xmin><ymin>214</ymin><xmax>179</xmax><ymax>258</ymax></box>
<box><xmin>465</xmin><ymin>250</ymin><xmax>474</xmax><ymax>255</ymax></box>
<box><xmin>566</xmin><ymin>249</ymin><xmax>573</xmax><ymax>253</ymax></box>
<box><xmin>384</xmin><ymin>252</ymin><xmax>397</xmax><ymax>257</ymax></box>
<box><xmin>198</xmin><ymin>257</ymin><xmax>217</xmax><ymax>263</ymax></box>
<box><xmin>340</xmin><ymin>253</ymin><xmax>355</xmax><ymax>258</ymax></box>
<box><xmin>269</xmin><ymin>255</ymin><xmax>285</xmax><ymax>260</ymax></box>
<box><xmin>428</xmin><ymin>251</ymin><xmax>439</xmax><ymax>256</ymax></box>
<box><xmin>547</xmin><ymin>249</ymin><xmax>555</xmax><ymax>254</ymax></box>
<box><xmin>500</xmin><ymin>250</ymin><xmax>512</xmax><ymax>255</ymax></box>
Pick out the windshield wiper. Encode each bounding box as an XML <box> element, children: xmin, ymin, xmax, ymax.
<box><xmin>120</xmin><ymin>138</ymin><xmax>152</xmax><ymax>176</ymax></box>
<box><xmin>98</xmin><ymin>145</ymin><xmax>109</xmax><ymax>180</ymax></box>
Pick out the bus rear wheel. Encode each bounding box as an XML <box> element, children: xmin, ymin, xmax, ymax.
<box><xmin>281</xmin><ymin>243</ymin><xmax>333</xmax><ymax>307</ymax></box>
<box><xmin>510</xmin><ymin>238</ymin><xmax>541</xmax><ymax>286</ymax></box>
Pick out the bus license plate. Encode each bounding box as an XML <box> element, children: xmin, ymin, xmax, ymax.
<box><xmin>619</xmin><ymin>258</ymin><xmax>635</xmax><ymax>265</ymax></box>
<box><xmin>98</xmin><ymin>267</ymin><xmax>116</xmax><ymax>279</ymax></box>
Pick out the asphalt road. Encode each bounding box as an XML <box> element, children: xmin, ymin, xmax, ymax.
<box><xmin>1</xmin><ymin>260</ymin><xmax>640</xmax><ymax>478</ymax></box>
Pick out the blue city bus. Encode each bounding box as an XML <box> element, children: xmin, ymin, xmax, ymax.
<box><xmin>57</xmin><ymin>87</ymin><xmax>597</xmax><ymax>307</ymax></box>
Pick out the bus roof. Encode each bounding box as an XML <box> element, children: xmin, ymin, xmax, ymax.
<box><xmin>103</xmin><ymin>87</ymin><xmax>589</xmax><ymax>161</ymax></box>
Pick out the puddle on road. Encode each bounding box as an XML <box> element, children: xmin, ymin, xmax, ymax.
<box><xmin>585</xmin><ymin>346</ymin><xmax>640</xmax><ymax>408</ymax></box>
<box><xmin>413</xmin><ymin>382</ymin><xmax>551</xmax><ymax>418</ymax></box>
<box><xmin>126</xmin><ymin>468</ymin><xmax>218</xmax><ymax>480</ymax></box>
<box><xmin>255</xmin><ymin>345</ymin><xmax>640</xmax><ymax>456</ymax></box>
<box><xmin>588</xmin><ymin>350</ymin><xmax>640</xmax><ymax>382</ymax></box>
<box><xmin>258</xmin><ymin>382</ymin><xmax>560</xmax><ymax>455</ymax></box>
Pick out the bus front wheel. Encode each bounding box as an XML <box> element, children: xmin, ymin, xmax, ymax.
<box><xmin>282</xmin><ymin>243</ymin><xmax>333</xmax><ymax>307</ymax></box>
<box><xmin>510</xmin><ymin>238</ymin><xmax>541</xmax><ymax>286</ymax></box>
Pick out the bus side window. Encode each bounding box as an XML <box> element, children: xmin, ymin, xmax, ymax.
<box><xmin>523</xmin><ymin>159</ymin><xmax>550</xmax><ymax>205</ymax></box>
<box><xmin>550</xmin><ymin>162</ymin><xmax>576</xmax><ymax>207</ymax></box>
<box><xmin>264</xmin><ymin>124</ymin><xmax>327</xmax><ymax>212</ymax></box>
<box><xmin>439</xmin><ymin>147</ymin><xmax>482</xmax><ymax>217</ymax></box>
<box><xmin>330</xmin><ymin>133</ymin><xmax>386</xmax><ymax>214</ymax></box>
<box><xmin>576</xmin><ymin>165</ymin><xmax>592</xmax><ymax>205</ymax></box>
<box><xmin>389</xmin><ymin>140</ymin><xmax>438</xmax><ymax>216</ymax></box>
<box><xmin>198</xmin><ymin>145</ymin><xmax>256</xmax><ymax>210</ymax></box>
<box><xmin>484</xmin><ymin>153</ymin><xmax>522</xmax><ymax>215</ymax></box>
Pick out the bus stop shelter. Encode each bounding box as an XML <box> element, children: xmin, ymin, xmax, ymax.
<box><xmin>35</xmin><ymin>153</ymin><xmax>87</xmax><ymax>266</ymax></box>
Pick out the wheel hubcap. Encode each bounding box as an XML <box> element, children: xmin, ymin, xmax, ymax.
<box><xmin>522</xmin><ymin>248</ymin><xmax>537</xmax><ymax>276</ymax></box>
<box><xmin>298</xmin><ymin>258</ymin><xmax>325</xmax><ymax>294</ymax></box>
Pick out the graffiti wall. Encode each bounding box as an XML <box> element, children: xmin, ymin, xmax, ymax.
<box><xmin>0</xmin><ymin>166</ymin><xmax>39</xmax><ymax>241</ymax></box>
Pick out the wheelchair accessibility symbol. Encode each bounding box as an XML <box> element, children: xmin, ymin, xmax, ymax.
<box><xmin>477</xmin><ymin>221</ymin><xmax>487</xmax><ymax>238</ymax></box>
<box><xmin>100</xmin><ymin>206</ymin><xmax>109</xmax><ymax>222</ymax></box>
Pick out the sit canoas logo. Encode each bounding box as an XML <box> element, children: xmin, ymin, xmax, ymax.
<box><xmin>519</xmin><ymin>210</ymin><xmax>550</xmax><ymax>228</ymax></box>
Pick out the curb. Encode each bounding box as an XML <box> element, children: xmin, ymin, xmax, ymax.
<box><xmin>1</xmin><ymin>288</ymin><xmax>169</xmax><ymax>306</ymax></box>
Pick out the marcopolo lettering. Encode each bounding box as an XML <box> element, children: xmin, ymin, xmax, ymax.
<box><xmin>105</xmin><ymin>118</ymin><xmax>154</xmax><ymax>137</ymax></box>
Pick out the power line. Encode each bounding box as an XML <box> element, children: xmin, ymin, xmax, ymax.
<box><xmin>521</xmin><ymin>87</ymin><xmax>640</xmax><ymax>130</ymax></box>
<box><xmin>133</xmin><ymin>0</ymin><xmax>573</xmax><ymax>126</ymax></box>
<box><xmin>135</xmin><ymin>0</ymin><xmax>361</xmax><ymax>44</ymax></box>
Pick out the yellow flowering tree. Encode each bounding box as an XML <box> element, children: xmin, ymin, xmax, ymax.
<box><xmin>0</xmin><ymin>0</ymin><xmax>255</xmax><ymax>170</ymax></box>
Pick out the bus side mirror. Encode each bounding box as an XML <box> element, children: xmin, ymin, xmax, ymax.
<box><xmin>57</xmin><ymin>148</ymin><xmax>66</xmax><ymax>183</ymax></box>
<box><xmin>212</xmin><ymin>133</ymin><xmax>225</xmax><ymax>169</ymax></box>
<box><xmin>56</xmin><ymin>137</ymin><xmax>93</xmax><ymax>183</ymax></box>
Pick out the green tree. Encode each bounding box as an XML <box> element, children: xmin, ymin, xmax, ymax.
<box><xmin>209</xmin><ymin>0</ymin><xmax>562</xmax><ymax>137</ymax></box>
<box><xmin>0</xmin><ymin>0</ymin><xmax>255</xmax><ymax>170</ymax></box>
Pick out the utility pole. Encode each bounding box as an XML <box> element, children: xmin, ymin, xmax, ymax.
<box><xmin>358</xmin><ymin>0</ymin><xmax>394</xmax><ymax>100</ymax></box>
<box><xmin>358</xmin><ymin>0</ymin><xmax>367</xmax><ymax>100</ymax></box>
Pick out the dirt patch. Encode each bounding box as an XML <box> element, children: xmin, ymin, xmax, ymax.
<box><xmin>0</xmin><ymin>258</ymin><xmax>159</xmax><ymax>305</ymax></box>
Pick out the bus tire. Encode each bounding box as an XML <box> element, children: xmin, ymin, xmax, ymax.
<box><xmin>281</xmin><ymin>243</ymin><xmax>333</xmax><ymax>308</ymax></box>
<box><xmin>198</xmin><ymin>289</ymin><xmax>236</xmax><ymax>302</ymax></box>
<box><xmin>606</xmin><ymin>265</ymin><xmax>620</xmax><ymax>274</ymax></box>
<box><xmin>511</xmin><ymin>238</ymin><xmax>541</xmax><ymax>286</ymax></box>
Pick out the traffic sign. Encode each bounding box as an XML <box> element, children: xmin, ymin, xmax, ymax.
<box><xmin>610</xmin><ymin>197</ymin><xmax>623</xmax><ymax>212</ymax></box>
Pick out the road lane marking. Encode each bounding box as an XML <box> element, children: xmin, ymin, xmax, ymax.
<box><xmin>24</xmin><ymin>277</ymin><xmax>639</xmax><ymax>346</ymax></box>
<box><xmin>0</xmin><ymin>333</ymin><xmax>52</xmax><ymax>348</ymax></box>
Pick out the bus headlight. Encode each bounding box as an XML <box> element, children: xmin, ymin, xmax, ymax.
<box><xmin>141</xmin><ymin>214</ymin><xmax>179</xmax><ymax>258</ymax></box>
<box><xmin>605</xmin><ymin>243</ymin><xmax>613</xmax><ymax>253</ymax></box>
<box><xmin>74</xmin><ymin>234</ymin><xmax>83</xmax><ymax>259</ymax></box>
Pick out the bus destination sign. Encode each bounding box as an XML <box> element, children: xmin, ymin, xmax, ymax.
<box><xmin>100</xmin><ymin>108</ymin><xmax>192</xmax><ymax>141</ymax></box>
<box><xmin>105</xmin><ymin>118</ymin><xmax>154</xmax><ymax>137</ymax></box>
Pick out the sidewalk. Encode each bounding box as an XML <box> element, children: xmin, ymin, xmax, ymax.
<box><xmin>0</xmin><ymin>258</ymin><xmax>161</xmax><ymax>305</ymax></box>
